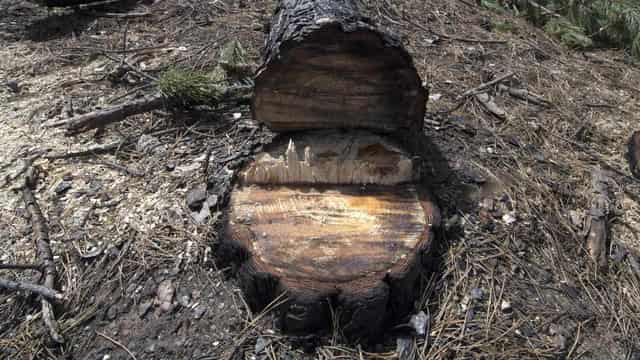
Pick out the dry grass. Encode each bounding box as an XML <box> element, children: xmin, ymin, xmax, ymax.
<box><xmin>1</xmin><ymin>0</ymin><xmax>640</xmax><ymax>359</ymax></box>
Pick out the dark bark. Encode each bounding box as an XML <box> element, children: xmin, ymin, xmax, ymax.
<box><xmin>51</xmin><ymin>95</ymin><xmax>165</xmax><ymax>134</ymax></box>
<box><xmin>252</xmin><ymin>0</ymin><xmax>427</xmax><ymax>133</ymax></box>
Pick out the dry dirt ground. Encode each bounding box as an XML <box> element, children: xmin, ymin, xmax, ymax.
<box><xmin>1</xmin><ymin>0</ymin><xmax>640</xmax><ymax>359</ymax></box>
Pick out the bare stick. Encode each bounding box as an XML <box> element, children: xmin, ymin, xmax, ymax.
<box><xmin>22</xmin><ymin>168</ymin><xmax>65</xmax><ymax>344</ymax></box>
<box><xmin>0</xmin><ymin>278</ymin><xmax>64</xmax><ymax>302</ymax></box>
<box><xmin>45</xmin><ymin>140</ymin><xmax>128</xmax><ymax>160</ymax></box>
<box><xmin>458</xmin><ymin>72</ymin><xmax>515</xmax><ymax>99</ymax></box>
<box><xmin>46</xmin><ymin>95</ymin><xmax>165</xmax><ymax>133</ymax></box>
<box><xmin>0</xmin><ymin>263</ymin><xmax>43</xmax><ymax>271</ymax></box>
<box><xmin>404</xmin><ymin>16</ymin><xmax>507</xmax><ymax>44</ymax></box>
<box><xmin>585</xmin><ymin>168</ymin><xmax>611</xmax><ymax>269</ymax></box>
<box><xmin>497</xmin><ymin>84</ymin><xmax>551</xmax><ymax>107</ymax></box>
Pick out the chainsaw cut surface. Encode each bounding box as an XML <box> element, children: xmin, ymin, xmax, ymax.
<box><xmin>229</xmin><ymin>185</ymin><xmax>430</xmax><ymax>287</ymax></box>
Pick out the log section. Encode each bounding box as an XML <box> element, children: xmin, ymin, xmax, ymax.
<box><xmin>224</xmin><ymin>131</ymin><xmax>439</xmax><ymax>339</ymax></box>
<box><xmin>252</xmin><ymin>0</ymin><xmax>427</xmax><ymax>133</ymax></box>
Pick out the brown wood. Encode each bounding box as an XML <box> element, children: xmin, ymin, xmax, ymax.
<box><xmin>252</xmin><ymin>0</ymin><xmax>427</xmax><ymax>133</ymax></box>
<box><xmin>585</xmin><ymin>168</ymin><xmax>611</xmax><ymax>270</ymax></box>
<box><xmin>224</xmin><ymin>132</ymin><xmax>439</xmax><ymax>339</ymax></box>
<box><xmin>46</xmin><ymin>95</ymin><xmax>165</xmax><ymax>134</ymax></box>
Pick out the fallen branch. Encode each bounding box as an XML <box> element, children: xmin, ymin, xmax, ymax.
<box><xmin>46</xmin><ymin>85</ymin><xmax>252</xmax><ymax>135</ymax></box>
<box><xmin>0</xmin><ymin>263</ymin><xmax>43</xmax><ymax>271</ymax></box>
<box><xmin>497</xmin><ymin>84</ymin><xmax>551</xmax><ymax>107</ymax></box>
<box><xmin>458</xmin><ymin>72</ymin><xmax>515</xmax><ymax>99</ymax></box>
<box><xmin>45</xmin><ymin>140</ymin><xmax>128</xmax><ymax>160</ymax></box>
<box><xmin>405</xmin><ymin>16</ymin><xmax>508</xmax><ymax>44</ymax></box>
<box><xmin>0</xmin><ymin>278</ymin><xmax>64</xmax><ymax>302</ymax></box>
<box><xmin>45</xmin><ymin>95</ymin><xmax>165</xmax><ymax>134</ymax></box>
<box><xmin>585</xmin><ymin>168</ymin><xmax>611</xmax><ymax>269</ymax></box>
<box><xmin>22</xmin><ymin>168</ymin><xmax>65</xmax><ymax>344</ymax></box>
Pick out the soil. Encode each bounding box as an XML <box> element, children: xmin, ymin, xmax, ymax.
<box><xmin>1</xmin><ymin>0</ymin><xmax>640</xmax><ymax>359</ymax></box>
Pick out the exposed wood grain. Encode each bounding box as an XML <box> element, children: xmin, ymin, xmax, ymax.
<box><xmin>225</xmin><ymin>184</ymin><xmax>438</xmax><ymax>339</ymax></box>
<box><xmin>253</xmin><ymin>0</ymin><xmax>426</xmax><ymax>133</ymax></box>
<box><xmin>224</xmin><ymin>129</ymin><xmax>439</xmax><ymax>339</ymax></box>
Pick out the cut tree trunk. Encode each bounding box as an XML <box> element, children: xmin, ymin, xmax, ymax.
<box><xmin>227</xmin><ymin>0</ymin><xmax>433</xmax><ymax>341</ymax></box>
<box><xmin>252</xmin><ymin>0</ymin><xmax>427</xmax><ymax>133</ymax></box>
<box><xmin>224</xmin><ymin>132</ymin><xmax>439</xmax><ymax>339</ymax></box>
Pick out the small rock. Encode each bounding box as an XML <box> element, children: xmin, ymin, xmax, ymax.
<box><xmin>500</xmin><ymin>300</ymin><xmax>512</xmax><ymax>313</ymax></box>
<box><xmin>54</xmin><ymin>180</ymin><xmax>72</xmax><ymax>195</ymax></box>
<box><xmin>156</xmin><ymin>279</ymin><xmax>175</xmax><ymax>313</ymax></box>
<box><xmin>186</xmin><ymin>184</ymin><xmax>207</xmax><ymax>211</ymax></box>
<box><xmin>106</xmin><ymin>306</ymin><xmax>118</xmax><ymax>320</ymax></box>
<box><xmin>5</xmin><ymin>80</ymin><xmax>19</xmax><ymax>93</ymax></box>
<box><xmin>502</xmin><ymin>212</ymin><xmax>517</xmax><ymax>225</ymax></box>
<box><xmin>177</xmin><ymin>296</ymin><xmax>190</xmax><ymax>309</ymax></box>
<box><xmin>409</xmin><ymin>311</ymin><xmax>428</xmax><ymax>336</ymax></box>
<box><xmin>255</xmin><ymin>336</ymin><xmax>269</xmax><ymax>354</ymax></box>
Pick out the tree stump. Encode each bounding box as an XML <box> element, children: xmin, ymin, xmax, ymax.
<box><xmin>224</xmin><ymin>0</ymin><xmax>434</xmax><ymax>340</ymax></box>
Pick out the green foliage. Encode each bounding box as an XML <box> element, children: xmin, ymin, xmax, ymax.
<box><xmin>492</xmin><ymin>19</ymin><xmax>516</xmax><ymax>33</ymax></box>
<box><xmin>218</xmin><ymin>40</ymin><xmax>253</xmax><ymax>79</ymax></box>
<box><xmin>497</xmin><ymin>0</ymin><xmax>640</xmax><ymax>60</ymax></box>
<box><xmin>544</xmin><ymin>18</ymin><xmax>593</xmax><ymax>49</ymax></box>
<box><xmin>481</xmin><ymin>0</ymin><xmax>507</xmax><ymax>14</ymax></box>
<box><xmin>157</xmin><ymin>40</ymin><xmax>254</xmax><ymax>107</ymax></box>
<box><xmin>157</xmin><ymin>68</ymin><xmax>226</xmax><ymax>106</ymax></box>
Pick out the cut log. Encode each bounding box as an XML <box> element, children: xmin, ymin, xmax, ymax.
<box><xmin>224</xmin><ymin>131</ymin><xmax>439</xmax><ymax>339</ymax></box>
<box><xmin>252</xmin><ymin>0</ymin><xmax>427</xmax><ymax>133</ymax></box>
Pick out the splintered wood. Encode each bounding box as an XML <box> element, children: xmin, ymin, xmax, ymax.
<box><xmin>239</xmin><ymin>131</ymin><xmax>414</xmax><ymax>185</ymax></box>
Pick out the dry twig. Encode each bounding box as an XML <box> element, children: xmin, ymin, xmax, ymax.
<box><xmin>0</xmin><ymin>278</ymin><xmax>64</xmax><ymax>302</ymax></box>
<box><xmin>22</xmin><ymin>167</ymin><xmax>65</xmax><ymax>344</ymax></box>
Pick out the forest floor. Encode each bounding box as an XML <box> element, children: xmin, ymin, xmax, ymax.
<box><xmin>1</xmin><ymin>0</ymin><xmax>640</xmax><ymax>359</ymax></box>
